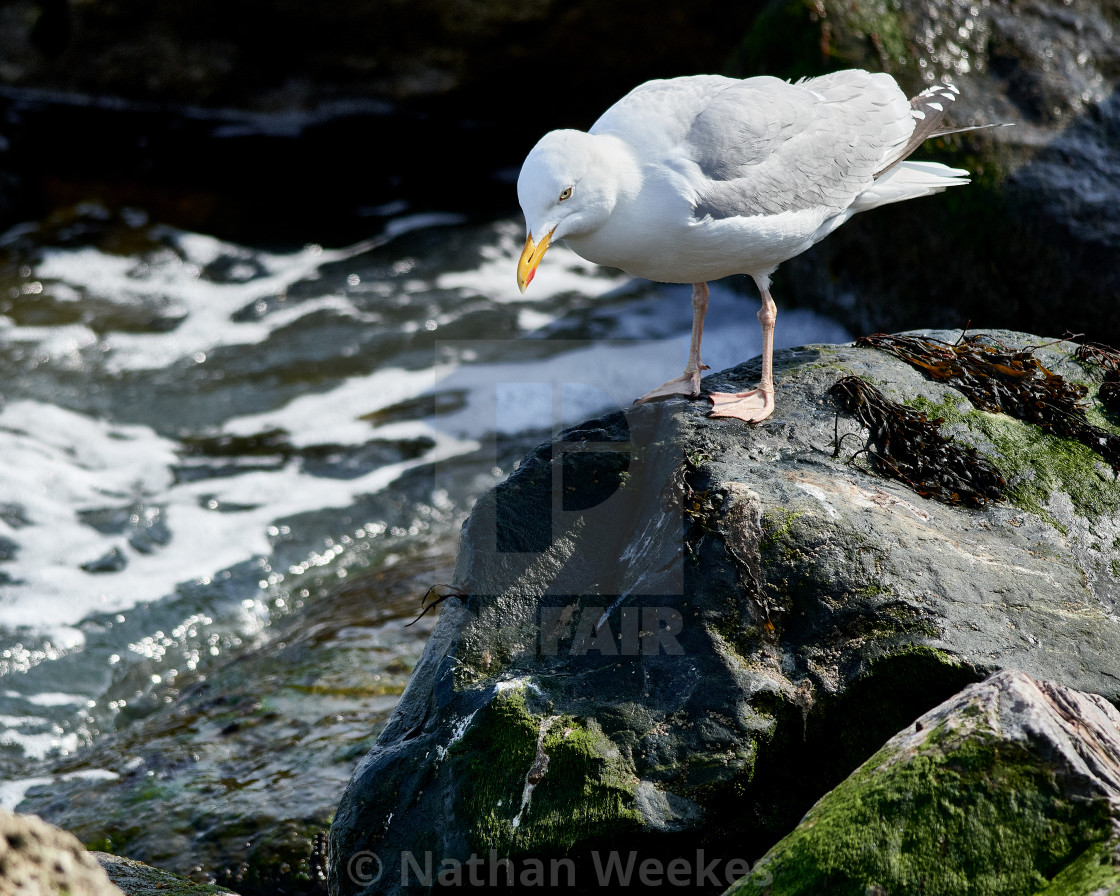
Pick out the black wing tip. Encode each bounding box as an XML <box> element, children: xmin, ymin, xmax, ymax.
<box><xmin>909</xmin><ymin>83</ymin><xmax>960</xmax><ymax>122</ymax></box>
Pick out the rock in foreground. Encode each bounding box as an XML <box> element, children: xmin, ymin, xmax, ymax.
<box><xmin>95</xmin><ymin>852</ymin><xmax>238</xmax><ymax>895</ymax></box>
<box><xmin>0</xmin><ymin>808</ymin><xmax>123</xmax><ymax>896</ymax></box>
<box><xmin>330</xmin><ymin>330</ymin><xmax>1120</xmax><ymax>895</ymax></box>
<box><xmin>727</xmin><ymin>669</ymin><xmax>1120</xmax><ymax>896</ymax></box>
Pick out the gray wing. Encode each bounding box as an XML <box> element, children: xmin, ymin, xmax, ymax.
<box><xmin>684</xmin><ymin>71</ymin><xmax>914</xmax><ymax>220</ymax></box>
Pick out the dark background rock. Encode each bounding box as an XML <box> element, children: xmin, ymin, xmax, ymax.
<box><xmin>737</xmin><ymin>0</ymin><xmax>1120</xmax><ymax>347</ymax></box>
<box><xmin>0</xmin><ymin>0</ymin><xmax>1117</xmax><ymax>343</ymax></box>
<box><xmin>329</xmin><ymin>330</ymin><xmax>1120</xmax><ymax>895</ymax></box>
<box><xmin>0</xmin><ymin>0</ymin><xmax>762</xmax><ymax>243</ymax></box>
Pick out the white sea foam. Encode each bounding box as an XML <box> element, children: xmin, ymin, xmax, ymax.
<box><xmin>0</xmin><ymin>769</ymin><xmax>119</xmax><ymax>810</ymax></box>
<box><xmin>5</xmin><ymin>691</ymin><xmax>90</xmax><ymax>707</ymax></box>
<box><xmin>27</xmin><ymin>213</ymin><xmax>466</xmax><ymax>374</ymax></box>
<box><xmin>0</xmin><ymin>395</ymin><xmax>475</xmax><ymax>637</ymax></box>
<box><xmin>32</xmin><ymin>241</ymin><xmax>359</xmax><ymax>372</ymax></box>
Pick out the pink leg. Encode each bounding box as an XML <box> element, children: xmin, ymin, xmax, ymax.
<box><xmin>635</xmin><ymin>282</ymin><xmax>711</xmax><ymax>403</ymax></box>
<box><xmin>708</xmin><ymin>283</ymin><xmax>776</xmax><ymax>423</ymax></box>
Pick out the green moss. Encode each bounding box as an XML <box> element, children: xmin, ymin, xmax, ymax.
<box><xmin>85</xmin><ymin>835</ymin><xmax>115</xmax><ymax>853</ymax></box>
<box><xmin>448</xmin><ymin>689</ymin><xmax>540</xmax><ymax>852</ymax></box>
<box><xmin>728</xmin><ymin>725</ymin><xmax>1114</xmax><ymax>896</ymax></box>
<box><xmin>97</xmin><ymin>853</ymin><xmax>240</xmax><ymax>895</ymax></box>
<box><xmin>824</xmin><ymin>0</ymin><xmax>911</xmax><ymax>70</ymax></box>
<box><xmin>907</xmin><ymin>394</ymin><xmax>1120</xmax><ymax>529</ymax></box>
<box><xmin>449</xmin><ymin>689</ymin><xmax>641</xmax><ymax>857</ymax></box>
<box><xmin>1042</xmin><ymin>840</ymin><xmax>1120</xmax><ymax>895</ymax></box>
<box><xmin>760</xmin><ymin>508</ymin><xmax>804</xmax><ymax>554</ymax></box>
<box><xmin>519</xmin><ymin>718</ymin><xmax>642</xmax><ymax>852</ymax></box>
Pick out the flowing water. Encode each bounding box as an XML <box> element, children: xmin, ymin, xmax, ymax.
<box><xmin>0</xmin><ymin>202</ymin><xmax>849</xmax><ymax>819</ymax></box>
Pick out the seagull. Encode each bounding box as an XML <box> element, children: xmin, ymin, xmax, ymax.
<box><xmin>516</xmin><ymin>69</ymin><xmax>983</xmax><ymax>423</ymax></box>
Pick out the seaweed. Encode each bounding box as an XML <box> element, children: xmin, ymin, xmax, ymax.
<box><xmin>1074</xmin><ymin>341</ymin><xmax>1120</xmax><ymax>416</ymax></box>
<box><xmin>859</xmin><ymin>333</ymin><xmax>1120</xmax><ymax>472</ymax></box>
<box><xmin>405</xmin><ymin>583</ymin><xmax>468</xmax><ymax>626</ymax></box>
<box><xmin>829</xmin><ymin>375</ymin><xmax>1005</xmax><ymax>507</ymax></box>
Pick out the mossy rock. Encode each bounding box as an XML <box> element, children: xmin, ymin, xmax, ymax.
<box><xmin>726</xmin><ymin>670</ymin><xmax>1120</xmax><ymax>896</ymax></box>
<box><xmin>96</xmin><ymin>852</ymin><xmax>239</xmax><ymax>896</ymax></box>
<box><xmin>332</xmin><ymin>331</ymin><xmax>1120</xmax><ymax>895</ymax></box>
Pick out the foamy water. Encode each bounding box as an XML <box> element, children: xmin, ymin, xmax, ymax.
<box><xmin>0</xmin><ymin>209</ymin><xmax>849</xmax><ymax>783</ymax></box>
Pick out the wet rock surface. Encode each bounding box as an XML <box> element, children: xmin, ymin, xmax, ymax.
<box><xmin>330</xmin><ymin>329</ymin><xmax>1120</xmax><ymax>895</ymax></box>
<box><xmin>95</xmin><ymin>852</ymin><xmax>239</xmax><ymax>896</ymax></box>
<box><xmin>727</xmin><ymin>669</ymin><xmax>1120</xmax><ymax>895</ymax></box>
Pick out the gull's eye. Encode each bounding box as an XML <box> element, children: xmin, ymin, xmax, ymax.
<box><xmin>558</xmin><ymin>187</ymin><xmax>572</xmax><ymax>201</ymax></box>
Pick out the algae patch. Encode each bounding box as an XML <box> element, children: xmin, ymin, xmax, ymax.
<box><xmin>449</xmin><ymin>687</ymin><xmax>641</xmax><ymax>856</ymax></box>
<box><xmin>727</xmin><ymin>725</ymin><xmax>1114</xmax><ymax>896</ymax></box>
<box><xmin>908</xmin><ymin>393</ymin><xmax>1120</xmax><ymax>527</ymax></box>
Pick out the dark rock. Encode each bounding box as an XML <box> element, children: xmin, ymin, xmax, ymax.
<box><xmin>329</xmin><ymin>330</ymin><xmax>1120</xmax><ymax>895</ymax></box>
<box><xmin>0</xmin><ymin>807</ymin><xmax>124</xmax><ymax>895</ymax></box>
<box><xmin>735</xmin><ymin>0</ymin><xmax>1120</xmax><ymax>346</ymax></box>
<box><xmin>0</xmin><ymin>1</ymin><xmax>761</xmax><ymax>242</ymax></box>
<box><xmin>727</xmin><ymin>669</ymin><xmax>1120</xmax><ymax>895</ymax></box>
<box><xmin>0</xmin><ymin>1</ymin><xmax>760</xmax><ymax>119</ymax></box>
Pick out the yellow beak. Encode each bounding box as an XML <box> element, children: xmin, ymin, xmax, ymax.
<box><xmin>516</xmin><ymin>230</ymin><xmax>553</xmax><ymax>294</ymax></box>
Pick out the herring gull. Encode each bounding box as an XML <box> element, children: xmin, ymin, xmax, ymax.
<box><xmin>516</xmin><ymin>69</ymin><xmax>986</xmax><ymax>423</ymax></box>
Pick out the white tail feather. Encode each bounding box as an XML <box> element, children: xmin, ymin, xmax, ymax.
<box><xmin>851</xmin><ymin>160</ymin><xmax>970</xmax><ymax>213</ymax></box>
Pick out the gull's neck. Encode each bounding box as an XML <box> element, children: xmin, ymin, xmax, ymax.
<box><xmin>587</xmin><ymin>133</ymin><xmax>643</xmax><ymax>206</ymax></box>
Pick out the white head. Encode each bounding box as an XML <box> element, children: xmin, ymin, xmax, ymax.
<box><xmin>515</xmin><ymin>129</ymin><xmax>621</xmax><ymax>293</ymax></box>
